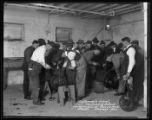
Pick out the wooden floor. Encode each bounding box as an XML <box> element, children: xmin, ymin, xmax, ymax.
<box><xmin>3</xmin><ymin>84</ymin><xmax>147</xmax><ymax>118</ymax></box>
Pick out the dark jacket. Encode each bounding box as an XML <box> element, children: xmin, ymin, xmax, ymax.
<box><xmin>23</xmin><ymin>46</ymin><xmax>35</xmax><ymax>69</ymax></box>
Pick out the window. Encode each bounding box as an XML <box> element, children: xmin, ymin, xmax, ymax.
<box><xmin>4</xmin><ymin>23</ymin><xmax>24</xmax><ymax>41</ymax></box>
<box><xmin>56</xmin><ymin>27</ymin><xmax>72</xmax><ymax>43</ymax></box>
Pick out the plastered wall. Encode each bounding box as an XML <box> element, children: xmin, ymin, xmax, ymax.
<box><xmin>4</xmin><ymin>5</ymin><xmax>145</xmax><ymax>85</ymax></box>
<box><xmin>4</xmin><ymin>5</ymin><xmax>104</xmax><ymax>85</ymax></box>
<box><xmin>108</xmin><ymin>10</ymin><xmax>144</xmax><ymax>48</ymax></box>
<box><xmin>4</xmin><ymin>5</ymin><xmax>104</xmax><ymax>57</ymax></box>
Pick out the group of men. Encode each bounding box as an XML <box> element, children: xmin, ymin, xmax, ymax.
<box><xmin>23</xmin><ymin>37</ymin><xmax>144</xmax><ymax>107</ymax></box>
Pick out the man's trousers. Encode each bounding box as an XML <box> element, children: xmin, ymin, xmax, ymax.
<box><xmin>28</xmin><ymin>61</ymin><xmax>42</xmax><ymax>104</ymax></box>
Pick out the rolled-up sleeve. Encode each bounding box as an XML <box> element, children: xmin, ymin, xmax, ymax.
<box><xmin>31</xmin><ymin>46</ymin><xmax>46</xmax><ymax>67</ymax></box>
<box><xmin>127</xmin><ymin>47</ymin><xmax>136</xmax><ymax>73</ymax></box>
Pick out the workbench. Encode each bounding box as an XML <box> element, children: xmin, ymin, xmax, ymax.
<box><xmin>3</xmin><ymin>57</ymin><xmax>24</xmax><ymax>89</ymax></box>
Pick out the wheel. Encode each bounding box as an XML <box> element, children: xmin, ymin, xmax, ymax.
<box><xmin>119</xmin><ymin>95</ymin><xmax>135</xmax><ymax>112</ymax></box>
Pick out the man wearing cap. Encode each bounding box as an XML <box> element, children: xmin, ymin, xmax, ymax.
<box><xmin>107</xmin><ymin>43</ymin><xmax>125</xmax><ymax>92</ymax></box>
<box><xmin>83</xmin><ymin>49</ymin><xmax>100</xmax><ymax>94</ymax></box>
<box><xmin>116</xmin><ymin>37</ymin><xmax>137</xmax><ymax>102</ymax></box>
<box><xmin>75</xmin><ymin>39</ymin><xmax>85</xmax><ymax>54</ymax></box>
<box><xmin>63</xmin><ymin>40</ymin><xmax>77</xmax><ymax>104</ymax></box>
<box><xmin>23</xmin><ymin>40</ymin><xmax>39</xmax><ymax>100</ymax></box>
<box><xmin>75</xmin><ymin>40</ymin><xmax>87</xmax><ymax>100</ymax></box>
<box><xmin>85</xmin><ymin>40</ymin><xmax>93</xmax><ymax>52</ymax></box>
<box><xmin>99</xmin><ymin>41</ymin><xmax>105</xmax><ymax>50</ymax></box>
<box><xmin>28</xmin><ymin>40</ymin><xmax>53</xmax><ymax>105</ymax></box>
<box><xmin>91</xmin><ymin>37</ymin><xmax>100</xmax><ymax>50</ymax></box>
<box><xmin>89</xmin><ymin>37</ymin><xmax>101</xmax><ymax>86</ymax></box>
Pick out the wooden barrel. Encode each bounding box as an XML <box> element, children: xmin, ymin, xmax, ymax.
<box><xmin>93</xmin><ymin>81</ymin><xmax>104</xmax><ymax>93</ymax></box>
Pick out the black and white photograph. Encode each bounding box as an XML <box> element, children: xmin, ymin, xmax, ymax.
<box><xmin>3</xmin><ymin>2</ymin><xmax>149</xmax><ymax>118</ymax></box>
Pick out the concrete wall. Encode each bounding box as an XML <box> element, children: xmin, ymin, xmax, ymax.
<box><xmin>4</xmin><ymin>5</ymin><xmax>104</xmax><ymax>58</ymax></box>
<box><xmin>108</xmin><ymin>10</ymin><xmax>144</xmax><ymax>48</ymax></box>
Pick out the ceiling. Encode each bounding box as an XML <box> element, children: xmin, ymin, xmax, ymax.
<box><xmin>5</xmin><ymin>2</ymin><xmax>143</xmax><ymax>19</ymax></box>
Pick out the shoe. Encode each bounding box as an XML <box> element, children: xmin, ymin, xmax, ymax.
<box><xmin>114</xmin><ymin>92</ymin><xmax>125</xmax><ymax>96</ymax></box>
<box><xmin>60</xmin><ymin>100</ymin><xmax>65</xmax><ymax>106</ymax></box>
<box><xmin>77</xmin><ymin>96</ymin><xmax>84</xmax><ymax>101</ymax></box>
<box><xmin>49</xmin><ymin>96</ymin><xmax>56</xmax><ymax>101</ymax></box>
<box><xmin>33</xmin><ymin>101</ymin><xmax>45</xmax><ymax>105</ymax></box>
<box><xmin>24</xmin><ymin>96</ymin><xmax>32</xmax><ymax>100</ymax></box>
<box><xmin>40</xmin><ymin>98</ymin><xmax>46</xmax><ymax>101</ymax></box>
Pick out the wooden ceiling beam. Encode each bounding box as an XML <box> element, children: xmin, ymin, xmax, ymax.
<box><xmin>93</xmin><ymin>4</ymin><xmax>120</xmax><ymax>12</ymax></box>
<box><xmin>84</xmin><ymin>4</ymin><xmax>107</xmax><ymax>11</ymax></box>
<box><xmin>116</xmin><ymin>7</ymin><xmax>142</xmax><ymax>16</ymax></box>
<box><xmin>114</xmin><ymin>4</ymin><xmax>142</xmax><ymax>14</ymax></box>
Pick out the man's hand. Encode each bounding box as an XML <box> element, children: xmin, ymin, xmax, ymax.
<box><xmin>102</xmin><ymin>63</ymin><xmax>106</xmax><ymax>68</ymax></box>
<box><xmin>123</xmin><ymin>72</ymin><xmax>130</xmax><ymax>81</ymax></box>
<box><xmin>117</xmin><ymin>74</ymin><xmax>120</xmax><ymax>80</ymax></box>
<box><xmin>127</xmin><ymin>76</ymin><xmax>133</xmax><ymax>85</ymax></box>
<box><xmin>92</xmin><ymin>62</ymin><xmax>99</xmax><ymax>66</ymax></box>
<box><xmin>45</xmin><ymin>64</ymin><xmax>51</xmax><ymax>69</ymax></box>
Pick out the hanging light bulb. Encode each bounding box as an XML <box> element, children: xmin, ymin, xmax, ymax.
<box><xmin>106</xmin><ymin>24</ymin><xmax>110</xmax><ymax>28</ymax></box>
<box><xmin>105</xmin><ymin>24</ymin><xmax>110</xmax><ymax>30</ymax></box>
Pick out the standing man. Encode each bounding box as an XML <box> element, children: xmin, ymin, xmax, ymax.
<box><xmin>90</xmin><ymin>37</ymin><xmax>101</xmax><ymax>85</ymax></box>
<box><xmin>118</xmin><ymin>37</ymin><xmax>137</xmax><ymax>104</ymax></box>
<box><xmin>99</xmin><ymin>41</ymin><xmax>106</xmax><ymax>50</ymax></box>
<box><xmin>23</xmin><ymin>40</ymin><xmax>39</xmax><ymax>100</ymax></box>
<box><xmin>75</xmin><ymin>39</ymin><xmax>85</xmax><ymax>54</ymax></box>
<box><xmin>84</xmin><ymin>40</ymin><xmax>92</xmax><ymax>52</ymax></box>
<box><xmin>75</xmin><ymin>40</ymin><xmax>87</xmax><ymax>100</ymax></box>
<box><xmin>63</xmin><ymin>41</ymin><xmax>77</xmax><ymax>105</ymax></box>
<box><xmin>28</xmin><ymin>41</ymin><xmax>53</xmax><ymax>105</ymax></box>
<box><xmin>91</xmin><ymin>37</ymin><xmax>100</xmax><ymax>50</ymax></box>
<box><xmin>108</xmin><ymin>43</ymin><xmax>125</xmax><ymax>93</ymax></box>
<box><xmin>83</xmin><ymin>49</ymin><xmax>100</xmax><ymax>94</ymax></box>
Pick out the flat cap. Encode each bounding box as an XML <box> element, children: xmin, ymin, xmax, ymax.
<box><xmin>100</xmin><ymin>41</ymin><xmax>105</xmax><ymax>45</ymax></box>
<box><xmin>47</xmin><ymin>40</ymin><xmax>56</xmax><ymax>47</ymax></box>
<box><xmin>76</xmin><ymin>39</ymin><xmax>84</xmax><ymax>44</ymax></box>
<box><xmin>92</xmin><ymin>37</ymin><xmax>99</xmax><ymax>43</ymax></box>
<box><xmin>108</xmin><ymin>41</ymin><xmax>117</xmax><ymax>47</ymax></box>
<box><xmin>121</xmin><ymin>37</ymin><xmax>131</xmax><ymax>43</ymax></box>
<box><xmin>86</xmin><ymin>40</ymin><xmax>92</xmax><ymax>44</ymax></box>
<box><xmin>64</xmin><ymin>40</ymin><xmax>74</xmax><ymax>46</ymax></box>
<box><xmin>131</xmin><ymin>40</ymin><xmax>139</xmax><ymax>45</ymax></box>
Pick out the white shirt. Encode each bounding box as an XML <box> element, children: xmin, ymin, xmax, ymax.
<box><xmin>31</xmin><ymin>45</ymin><xmax>47</xmax><ymax>67</ymax></box>
<box><xmin>125</xmin><ymin>44</ymin><xmax>136</xmax><ymax>73</ymax></box>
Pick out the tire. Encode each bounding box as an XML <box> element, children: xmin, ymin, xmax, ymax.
<box><xmin>119</xmin><ymin>95</ymin><xmax>135</xmax><ymax>112</ymax></box>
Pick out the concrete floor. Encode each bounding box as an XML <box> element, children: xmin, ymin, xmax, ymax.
<box><xmin>3</xmin><ymin>84</ymin><xmax>147</xmax><ymax>118</ymax></box>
